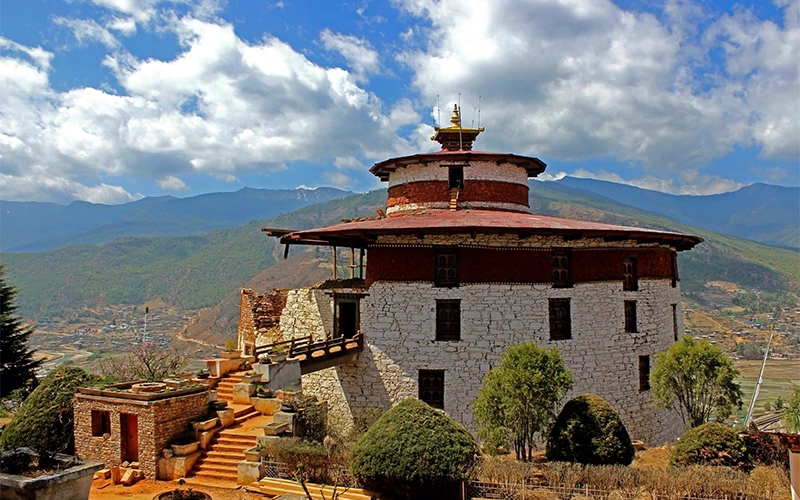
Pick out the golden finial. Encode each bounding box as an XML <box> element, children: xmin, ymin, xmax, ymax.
<box><xmin>450</xmin><ymin>104</ymin><xmax>461</xmax><ymax>127</ymax></box>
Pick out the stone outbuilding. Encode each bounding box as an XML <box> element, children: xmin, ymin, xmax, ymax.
<box><xmin>73</xmin><ymin>382</ymin><xmax>209</xmax><ymax>478</ymax></box>
<box><xmin>250</xmin><ymin>106</ymin><xmax>703</xmax><ymax>445</ymax></box>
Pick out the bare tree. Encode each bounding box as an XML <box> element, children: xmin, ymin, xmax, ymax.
<box><xmin>94</xmin><ymin>340</ymin><xmax>187</xmax><ymax>382</ymax></box>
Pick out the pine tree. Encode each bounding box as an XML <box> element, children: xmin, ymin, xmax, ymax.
<box><xmin>0</xmin><ymin>264</ymin><xmax>42</xmax><ymax>397</ymax></box>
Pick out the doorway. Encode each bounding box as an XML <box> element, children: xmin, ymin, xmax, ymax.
<box><xmin>120</xmin><ymin>413</ymin><xmax>139</xmax><ymax>462</ymax></box>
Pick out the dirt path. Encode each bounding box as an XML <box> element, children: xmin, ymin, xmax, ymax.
<box><xmin>89</xmin><ymin>479</ymin><xmax>269</xmax><ymax>499</ymax></box>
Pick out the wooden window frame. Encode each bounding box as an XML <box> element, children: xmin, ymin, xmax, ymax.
<box><xmin>624</xmin><ymin>300</ymin><xmax>638</xmax><ymax>333</ymax></box>
<box><xmin>419</xmin><ymin>369</ymin><xmax>445</xmax><ymax>410</ymax></box>
<box><xmin>434</xmin><ymin>247</ymin><xmax>459</xmax><ymax>287</ymax></box>
<box><xmin>552</xmin><ymin>250</ymin><xmax>572</xmax><ymax>288</ymax></box>
<box><xmin>623</xmin><ymin>257</ymin><xmax>638</xmax><ymax>291</ymax></box>
<box><xmin>436</xmin><ymin>299</ymin><xmax>461</xmax><ymax>341</ymax></box>
<box><xmin>91</xmin><ymin>410</ymin><xmax>111</xmax><ymax>437</ymax></box>
<box><xmin>672</xmin><ymin>304</ymin><xmax>679</xmax><ymax>341</ymax></box>
<box><xmin>549</xmin><ymin>298</ymin><xmax>571</xmax><ymax>340</ymax></box>
<box><xmin>448</xmin><ymin>166</ymin><xmax>464</xmax><ymax>189</ymax></box>
<box><xmin>639</xmin><ymin>355</ymin><xmax>651</xmax><ymax>392</ymax></box>
<box><xmin>670</xmin><ymin>252</ymin><xmax>679</xmax><ymax>288</ymax></box>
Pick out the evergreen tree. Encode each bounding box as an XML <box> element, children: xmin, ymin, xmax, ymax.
<box><xmin>0</xmin><ymin>265</ymin><xmax>41</xmax><ymax>397</ymax></box>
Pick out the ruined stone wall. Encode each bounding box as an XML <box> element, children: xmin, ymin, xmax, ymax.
<box><xmin>239</xmin><ymin>289</ymin><xmax>288</xmax><ymax>352</ymax></box>
<box><xmin>73</xmin><ymin>392</ymin><xmax>208</xmax><ymax>478</ymax></box>
<box><xmin>279</xmin><ymin>288</ymin><xmax>332</xmax><ymax>342</ymax></box>
<box><xmin>300</xmin><ymin>279</ymin><xmax>685</xmax><ymax>445</ymax></box>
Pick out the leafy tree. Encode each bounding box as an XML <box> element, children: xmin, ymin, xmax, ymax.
<box><xmin>0</xmin><ymin>264</ymin><xmax>41</xmax><ymax>398</ymax></box>
<box><xmin>0</xmin><ymin>366</ymin><xmax>101</xmax><ymax>454</ymax></box>
<box><xmin>651</xmin><ymin>336</ymin><xmax>742</xmax><ymax>428</ymax></box>
<box><xmin>546</xmin><ymin>393</ymin><xmax>635</xmax><ymax>465</ymax></box>
<box><xmin>473</xmin><ymin>343</ymin><xmax>573</xmax><ymax>462</ymax></box>
<box><xmin>350</xmin><ymin>398</ymin><xmax>478</xmax><ymax>498</ymax></box>
<box><xmin>781</xmin><ymin>386</ymin><xmax>800</xmax><ymax>433</ymax></box>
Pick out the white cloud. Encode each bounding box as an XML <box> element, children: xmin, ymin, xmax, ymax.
<box><xmin>157</xmin><ymin>175</ymin><xmax>189</xmax><ymax>190</ymax></box>
<box><xmin>0</xmin><ymin>16</ymin><xmax>412</xmax><ymax>202</ymax></box>
<box><xmin>323</xmin><ymin>171</ymin><xmax>354</xmax><ymax>189</ymax></box>
<box><xmin>108</xmin><ymin>17</ymin><xmax>138</xmax><ymax>36</ymax></box>
<box><xmin>0</xmin><ymin>173</ymin><xmax>140</xmax><ymax>204</ymax></box>
<box><xmin>570</xmin><ymin>168</ymin><xmax>743</xmax><ymax>195</ymax></box>
<box><xmin>54</xmin><ymin>17</ymin><xmax>122</xmax><ymax>49</ymax></box>
<box><xmin>397</xmin><ymin>0</ymin><xmax>800</xmax><ymax>179</ymax></box>
<box><xmin>334</xmin><ymin>156</ymin><xmax>365</xmax><ymax>170</ymax></box>
<box><xmin>319</xmin><ymin>29</ymin><xmax>380</xmax><ymax>82</ymax></box>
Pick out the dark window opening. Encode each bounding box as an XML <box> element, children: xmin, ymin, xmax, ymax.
<box><xmin>91</xmin><ymin>410</ymin><xmax>111</xmax><ymax>437</ymax></box>
<box><xmin>419</xmin><ymin>370</ymin><xmax>444</xmax><ymax>409</ymax></box>
<box><xmin>670</xmin><ymin>252</ymin><xmax>679</xmax><ymax>288</ymax></box>
<box><xmin>549</xmin><ymin>298</ymin><xmax>571</xmax><ymax>340</ymax></box>
<box><xmin>436</xmin><ymin>300</ymin><xmax>461</xmax><ymax>341</ymax></box>
<box><xmin>624</xmin><ymin>300</ymin><xmax>638</xmax><ymax>333</ymax></box>
<box><xmin>672</xmin><ymin>304</ymin><xmax>679</xmax><ymax>342</ymax></box>
<box><xmin>623</xmin><ymin>257</ymin><xmax>638</xmax><ymax>291</ymax></box>
<box><xmin>639</xmin><ymin>355</ymin><xmax>651</xmax><ymax>392</ymax></box>
<box><xmin>448</xmin><ymin>167</ymin><xmax>464</xmax><ymax>189</ymax></box>
<box><xmin>552</xmin><ymin>250</ymin><xmax>571</xmax><ymax>288</ymax></box>
<box><xmin>336</xmin><ymin>300</ymin><xmax>359</xmax><ymax>339</ymax></box>
<box><xmin>435</xmin><ymin>247</ymin><xmax>459</xmax><ymax>287</ymax></box>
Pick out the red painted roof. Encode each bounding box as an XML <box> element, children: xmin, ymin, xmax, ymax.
<box><xmin>370</xmin><ymin>150</ymin><xmax>547</xmax><ymax>180</ymax></box>
<box><xmin>270</xmin><ymin>209</ymin><xmax>703</xmax><ymax>251</ymax></box>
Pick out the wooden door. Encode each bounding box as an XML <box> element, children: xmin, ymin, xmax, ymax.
<box><xmin>119</xmin><ymin>413</ymin><xmax>139</xmax><ymax>462</ymax></box>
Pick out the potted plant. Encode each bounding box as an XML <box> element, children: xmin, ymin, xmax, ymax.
<box><xmin>268</xmin><ymin>343</ymin><xmax>288</xmax><ymax>363</ymax></box>
<box><xmin>154</xmin><ymin>480</ymin><xmax>212</xmax><ymax>500</ymax></box>
<box><xmin>241</xmin><ymin>371</ymin><xmax>261</xmax><ymax>384</ymax></box>
<box><xmin>221</xmin><ymin>340</ymin><xmax>242</xmax><ymax>359</ymax></box>
<box><xmin>256</xmin><ymin>386</ymin><xmax>274</xmax><ymax>398</ymax></box>
<box><xmin>195</xmin><ymin>369</ymin><xmax>210</xmax><ymax>380</ymax></box>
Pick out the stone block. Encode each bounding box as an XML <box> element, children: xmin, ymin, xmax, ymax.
<box><xmin>232</xmin><ymin>383</ymin><xmax>256</xmax><ymax>404</ymax></box>
<box><xmin>110</xmin><ymin>466</ymin><xmax>121</xmax><ymax>484</ymax></box>
<box><xmin>263</xmin><ymin>359</ymin><xmax>302</xmax><ymax>392</ymax></box>
<box><xmin>237</xmin><ymin>459</ymin><xmax>264</xmax><ymax>485</ymax></box>
<box><xmin>251</xmin><ymin>397</ymin><xmax>281</xmax><ymax>415</ymax></box>
<box><xmin>120</xmin><ymin>468</ymin><xmax>136</xmax><ymax>486</ymax></box>
<box><xmin>263</xmin><ymin>422</ymin><xmax>289</xmax><ymax>436</ymax></box>
<box><xmin>217</xmin><ymin>408</ymin><xmax>235</xmax><ymax>427</ymax></box>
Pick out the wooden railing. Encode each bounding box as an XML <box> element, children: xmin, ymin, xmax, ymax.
<box><xmin>254</xmin><ymin>334</ymin><xmax>364</xmax><ymax>374</ymax></box>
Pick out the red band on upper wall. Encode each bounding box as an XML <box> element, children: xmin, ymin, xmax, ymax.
<box><xmin>387</xmin><ymin>180</ymin><xmax>529</xmax><ymax>208</ymax></box>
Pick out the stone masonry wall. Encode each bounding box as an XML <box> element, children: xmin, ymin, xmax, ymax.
<box><xmin>279</xmin><ymin>288</ymin><xmax>333</xmax><ymax>342</ymax></box>
<box><xmin>377</xmin><ymin>233</ymin><xmax>668</xmax><ymax>249</ymax></box>
<box><xmin>297</xmin><ymin>279</ymin><xmax>685</xmax><ymax>445</ymax></box>
<box><xmin>74</xmin><ymin>391</ymin><xmax>208</xmax><ymax>478</ymax></box>
<box><xmin>239</xmin><ymin>288</ymin><xmax>288</xmax><ymax>352</ymax></box>
<box><xmin>387</xmin><ymin>160</ymin><xmax>528</xmax><ymax>187</ymax></box>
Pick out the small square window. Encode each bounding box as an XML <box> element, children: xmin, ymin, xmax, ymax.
<box><xmin>549</xmin><ymin>298</ymin><xmax>571</xmax><ymax>340</ymax></box>
<box><xmin>639</xmin><ymin>355</ymin><xmax>651</xmax><ymax>392</ymax></box>
<box><xmin>552</xmin><ymin>250</ymin><xmax>571</xmax><ymax>288</ymax></box>
<box><xmin>623</xmin><ymin>257</ymin><xmax>638</xmax><ymax>291</ymax></box>
<box><xmin>435</xmin><ymin>247</ymin><xmax>459</xmax><ymax>287</ymax></box>
<box><xmin>624</xmin><ymin>300</ymin><xmax>638</xmax><ymax>333</ymax></box>
<box><xmin>419</xmin><ymin>370</ymin><xmax>444</xmax><ymax>409</ymax></box>
<box><xmin>448</xmin><ymin>167</ymin><xmax>464</xmax><ymax>189</ymax></box>
<box><xmin>91</xmin><ymin>410</ymin><xmax>111</xmax><ymax>437</ymax></box>
<box><xmin>436</xmin><ymin>300</ymin><xmax>460</xmax><ymax>341</ymax></box>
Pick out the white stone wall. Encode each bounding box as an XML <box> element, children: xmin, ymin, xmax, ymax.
<box><xmin>279</xmin><ymin>288</ymin><xmax>332</xmax><ymax>342</ymax></box>
<box><xmin>387</xmin><ymin>160</ymin><xmax>528</xmax><ymax>188</ymax></box>
<box><xmin>290</xmin><ymin>278</ymin><xmax>685</xmax><ymax>445</ymax></box>
<box><xmin>387</xmin><ymin>201</ymin><xmax>530</xmax><ymax>215</ymax></box>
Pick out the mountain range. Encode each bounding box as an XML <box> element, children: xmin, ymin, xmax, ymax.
<box><xmin>0</xmin><ymin>187</ymin><xmax>350</xmax><ymax>253</ymax></box>
<box><xmin>1</xmin><ymin>180</ymin><xmax>797</xmax><ymax>323</ymax></box>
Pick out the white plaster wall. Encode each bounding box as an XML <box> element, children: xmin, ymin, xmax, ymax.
<box><xmin>387</xmin><ymin>160</ymin><xmax>529</xmax><ymax>188</ymax></box>
<box><xmin>279</xmin><ymin>288</ymin><xmax>332</xmax><ymax>342</ymax></box>
<box><xmin>386</xmin><ymin>201</ymin><xmax>530</xmax><ymax>215</ymax></box>
<box><xmin>292</xmin><ymin>278</ymin><xmax>685</xmax><ymax>445</ymax></box>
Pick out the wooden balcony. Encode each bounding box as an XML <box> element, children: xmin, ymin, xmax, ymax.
<box><xmin>254</xmin><ymin>334</ymin><xmax>364</xmax><ymax>375</ymax></box>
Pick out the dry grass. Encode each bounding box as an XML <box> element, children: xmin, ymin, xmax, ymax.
<box><xmin>474</xmin><ymin>454</ymin><xmax>791</xmax><ymax>500</ymax></box>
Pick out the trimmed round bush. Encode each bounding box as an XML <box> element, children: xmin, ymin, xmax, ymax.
<box><xmin>670</xmin><ymin>421</ymin><xmax>749</xmax><ymax>469</ymax></box>
<box><xmin>350</xmin><ymin>398</ymin><xmax>478</xmax><ymax>498</ymax></box>
<box><xmin>0</xmin><ymin>366</ymin><xmax>101</xmax><ymax>454</ymax></box>
<box><xmin>546</xmin><ymin>393</ymin><xmax>635</xmax><ymax>465</ymax></box>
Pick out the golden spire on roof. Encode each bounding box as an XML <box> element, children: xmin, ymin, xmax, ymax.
<box><xmin>431</xmin><ymin>103</ymin><xmax>485</xmax><ymax>151</ymax></box>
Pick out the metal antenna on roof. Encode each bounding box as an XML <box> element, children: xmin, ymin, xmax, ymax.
<box><xmin>458</xmin><ymin>93</ymin><xmax>463</xmax><ymax>150</ymax></box>
<box><xmin>478</xmin><ymin>95</ymin><xmax>482</xmax><ymax>129</ymax></box>
<box><xmin>437</xmin><ymin>95</ymin><xmax>441</xmax><ymax>128</ymax></box>
<box><xmin>471</xmin><ymin>106</ymin><xmax>477</xmax><ymax>128</ymax></box>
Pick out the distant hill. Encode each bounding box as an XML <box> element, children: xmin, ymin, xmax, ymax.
<box><xmin>1</xmin><ymin>190</ymin><xmax>387</xmax><ymax>318</ymax></box>
<box><xmin>0</xmin><ymin>187</ymin><xmax>351</xmax><ymax>252</ymax></box>
<box><xmin>554</xmin><ymin>177</ymin><xmax>800</xmax><ymax>249</ymax></box>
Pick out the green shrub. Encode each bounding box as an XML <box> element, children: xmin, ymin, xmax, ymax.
<box><xmin>0</xmin><ymin>366</ymin><xmax>101</xmax><ymax>454</ymax></box>
<box><xmin>670</xmin><ymin>421</ymin><xmax>749</xmax><ymax>470</ymax></box>
<box><xmin>546</xmin><ymin>393</ymin><xmax>635</xmax><ymax>465</ymax></box>
<box><xmin>263</xmin><ymin>438</ymin><xmax>331</xmax><ymax>483</ymax></box>
<box><xmin>285</xmin><ymin>394</ymin><xmax>327</xmax><ymax>443</ymax></box>
<box><xmin>350</xmin><ymin>398</ymin><xmax>478</xmax><ymax>498</ymax></box>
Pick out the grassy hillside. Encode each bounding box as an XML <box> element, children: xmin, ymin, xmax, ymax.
<box><xmin>1</xmin><ymin>190</ymin><xmax>386</xmax><ymax>318</ymax></box>
<box><xmin>2</xmin><ymin>185</ymin><xmax>797</xmax><ymax>321</ymax></box>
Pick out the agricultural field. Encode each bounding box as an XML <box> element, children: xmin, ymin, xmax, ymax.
<box><xmin>734</xmin><ymin>358</ymin><xmax>800</xmax><ymax>418</ymax></box>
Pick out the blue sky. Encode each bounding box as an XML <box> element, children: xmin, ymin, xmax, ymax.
<box><xmin>0</xmin><ymin>0</ymin><xmax>797</xmax><ymax>204</ymax></box>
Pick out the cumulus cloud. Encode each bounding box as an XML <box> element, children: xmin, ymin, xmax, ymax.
<box><xmin>0</xmin><ymin>15</ymin><xmax>413</xmax><ymax>202</ymax></box>
<box><xmin>0</xmin><ymin>173</ymin><xmax>140</xmax><ymax>204</ymax></box>
<box><xmin>397</xmin><ymin>0</ymin><xmax>799</xmax><ymax>190</ymax></box>
<box><xmin>320</xmin><ymin>29</ymin><xmax>380</xmax><ymax>82</ymax></box>
<box><xmin>54</xmin><ymin>17</ymin><xmax>122</xmax><ymax>49</ymax></box>
<box><xmin>157</xmin><ymin>175</ymin><xmax>189</xmax><ymax>190</ymax></box>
